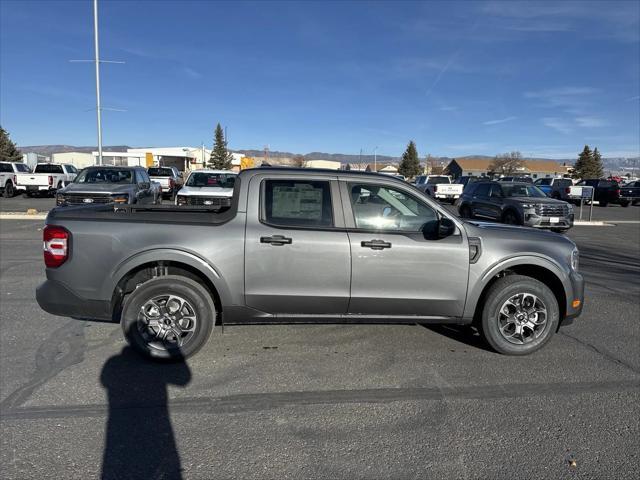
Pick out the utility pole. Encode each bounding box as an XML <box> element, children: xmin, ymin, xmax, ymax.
<box><xmin>70</xmin><ymin>0</ymin><xmax>123</xmax><ymax>166</ymax></box>
<box><xmin>374</xmin><ymin>146</ymin><xmax>378</xmax><ymax>172</ymax></box>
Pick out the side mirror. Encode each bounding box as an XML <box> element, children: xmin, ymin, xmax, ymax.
<box><xmin>422</xmin><ymin>217</ymin><xmax>456</xmax><ymax>240</ymax></box>
<box><xmin>139</xmin><ymin>182</ymin><xmax>151</xmax><ymax>190</ymax></box>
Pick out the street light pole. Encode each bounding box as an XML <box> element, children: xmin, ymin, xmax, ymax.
<box><xmin>93</xmin><ymin>0</ymin><xmax>103</xmax><ymax>165</ymax></box>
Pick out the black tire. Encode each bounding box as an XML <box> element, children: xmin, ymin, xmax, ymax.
<box><xmin>478</xmin><ymin>275</ymin><xmax>559</xmax><ymax>355</ymax></box>
<box><xmin>599</xmin><ymin>200</ymin><xmax>608</xmax><ymax>207</ymax></box>
<box><xmin>620</xmin><ymin>200</ymin><xmax>630</xmax><ymax>208</ymax></box>
<box><xmin>502</xmin><ymin>210</ymin><xmax>521</xmax><ymax>225</ymax></box>
<box><xmin>459</xmin><ymin>205</ymin><xmax>473</xmax><ymax>219</ymax></box>
<box><xmin>121</xmin><ymin>275</ymin><xmax>215</xmax><ymax>361</ymax></box>
<box><xmin>3</xmin><ymin>181</ymin><xmax>14</xmax><ymax>198</ymax></box>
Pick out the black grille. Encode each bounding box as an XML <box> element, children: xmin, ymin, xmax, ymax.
<box><xmin>183</xmin><ymin>196</ymin><xmax>231</xmax><ymax>207</ymax></box>
<box><xmin>62</xmin><ymin>194</ymin><xmax>113</xmax><ymax>205</ymax></box>
<box><xmin>535</xmin><ymin>204</ymin><xmax>568</xmax><ymax>216</ymax></box>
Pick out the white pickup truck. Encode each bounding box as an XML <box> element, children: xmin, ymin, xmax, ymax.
<box><xmin>0</xmin><ymin>161</ymin><xmax>31</xmax><ymax>197</ymax></box>
<box><xmin>16</xmin><ymin>163</ymin><xmax>78</xmax><ymax>197</ymax></box>
<box><xmin>414</xmin><ymin>175</ymin><xmax>464</xmax><ymax>203</ymax></box>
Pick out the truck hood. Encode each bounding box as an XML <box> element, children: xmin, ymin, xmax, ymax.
<box><xmin>59</xmin><ymin>183</ymin><xmax>134</xmax><ymax>195</ymax></box>
<box><xmin>463</xmin><ymin>219</ymin><xmax>576</xmax><ymax>248</ymax></box>
<box><xmin>177</xmin><ymin>186</ymin><xmax>234</xmax><ymax>197</ymax></box>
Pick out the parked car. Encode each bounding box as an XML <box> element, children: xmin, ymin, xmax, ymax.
<box><xmin>36</xmin><ymin>168</ymin><xmax>583</xmax><ymax>360</ymax></box>
<box><xmin>175</xmin><ymin>169</ymin><xmax>237</xmax><ymax>207</ymax></box>
<box><xmin>16</xmin><ymin>163</ymin><xmax>78</xmax><ymax>197</ymax></box>
<box><xmin>55</xmin><ymin>166</ymin><xmax>161</xmax><ymax>206</ymax></box>
<box><xmin>497</xmin><ymin>176</ymin><xmax>533</xmax><ymax>183</ymax></box>
<box><xmin>457</xmin><ymin>181</ymin><xmax>574</xmax><ymax>232</ymax></box>
<box><xmin>575</xmin><ymin>179</ymin><xmax>623</xmax><ymax>207</ymax></box>
<box><xmin>414</xmin><ymin>175</ymin><xmax>463</xmax><ymax>203</ymax></box>
<box><xmin>619</xmin><ymin>180</ymin><xmax>640</xmax><ymax>206</ymax></box>
<box><xmin>0</xmin><ymin>161</ymin><xmax>31</xmax><ymax>197</ymax></box>
<box><xmin>148</xmin><ymin>166</ymin><xmax>183</xmax><ymax>200</ymax></box>
<box><xmin>533</xmin><ymin>177</ymin><xmax>573</xmax><ymax>200</ymax></box>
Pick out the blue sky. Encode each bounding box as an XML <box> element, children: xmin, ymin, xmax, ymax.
<box><xmin>1</xmin><ymin>0</ymin><xmax>639</xmax><ymax>159</ymax></box>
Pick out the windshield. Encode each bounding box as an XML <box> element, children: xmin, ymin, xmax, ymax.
<box><xmin>15</xmin><ymin>163</ymin><xmax>30</xmax><ymax>172</ymax></box>
<box><xmin>74</xmin><ymin>168</ymin><xmax>134</xmax><ymax>184</ymax></box>
<box><xmin>186</xmin><ymin>172</ymin><xmax>236</xmax><ymax>188</ymax></box>
<box><xmin>427</xmin><ymin>176</ymin><xmax>449</xmax><ymax>184</ymax></box>
<box><xmin>148</xmin><ymin>167</ymin><xmax>174</xmax><ymax>177</ymax></box>
<box><xmin>502</xmin><ymin>184</ymin><xmax>548</xmax><ymax>198</ymax></box>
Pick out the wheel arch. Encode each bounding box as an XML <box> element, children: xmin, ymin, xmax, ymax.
<box><xmin>108</xmin><ymin>250</ymin><xmax>230</xmax><ymax>323</ymax></box>
<box><xmin>466</xmin><ymin>257</ymin><xmax>568</xmax><ymax>325</ymax></box>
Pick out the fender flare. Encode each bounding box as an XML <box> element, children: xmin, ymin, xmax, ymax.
<box><xmin>463</xmin><ymin>254</ymin><xmax>570</xmax><ymax>319</ymax></box>
<box><xmin>104</xmin><ymin>248</ymin><xmax>232</xmax><ymax>307</ymax></box>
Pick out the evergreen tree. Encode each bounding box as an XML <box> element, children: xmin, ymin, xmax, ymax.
<box><xmin>398</xmin><ymin>141</ymin><xmax>421</xmax><ymax>179</ymax></box>
<box><xmin>573</xmin><ymin>145</ymin><xmax>603</xmax><ymax>179</ymax></box>
<box><xmin>209</xmin><ymin>123</ymin><xmax>233</xmax><ymax>170</ymax></box>
<box><xmin>0</xmin><ymin>126</ymin><xmax>22</xmax><ymax>162</ymax></box>
<box><xmin>591</xmin><ymin>147</ymin><xmax>604</xmax><ymax>178</ymax></box>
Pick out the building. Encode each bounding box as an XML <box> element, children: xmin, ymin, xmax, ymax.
<box><xmin>343</xmin><ymin>162</ymin><xmax>398</xmax><ymax>173</ymax></box>
<box><xmin>51</xmin><ymin>152</ymin><xmax>94</xmax><ymax>169</ymax></box>
<box><xmin>445</xmin><ymin>157</ymin><xmax>567</xmax><ymax>179</ymax></box>
<box><xmin>22</xmin><ymin>152</ymin><xmax>50</xmax><ymax>169</ymax></box>
<box><xmin>305</xmin><ymin>160</ymin><xmax>341</xmax><ymax>170</ymax></box>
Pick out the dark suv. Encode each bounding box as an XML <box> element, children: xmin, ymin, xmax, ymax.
<box><xmin>457</xmin><ymin>181</ymin><xmax>574</xmax><ymax>232</ymax></box>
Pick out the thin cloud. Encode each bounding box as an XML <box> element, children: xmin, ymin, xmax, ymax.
<box><xmin>183</xmin><ymin>67</ymin><xmax>202</xmax><ymax>79</ymax></box>
<box><xmin>575</xmin><ymin>116</ymin><xmax>607</xmax><ymax>127</ymax></box>
<box><xmin>483</xmin><ymin>116</ymin><xmax>517</xmax><ymax>126</ymax></box>
<box><xmin>542</xmin><ymin>117</ymin><xmax>573</xmax><ymax>134</ymax></box>
<box><xmin>439</xmin><ymin>105</ymin><xmax>459</xmax><ymax>112</ymax></box>
<box><xmin>627</xmin><ymin>95</ymin><xmax>640</xmax><ymax>101</ymax></box>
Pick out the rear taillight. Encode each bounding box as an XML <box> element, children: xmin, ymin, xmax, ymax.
<box><xmin>169</xmin><ymin>178</ymin><xmax>175</xmax><ymax>189</ymax></box>
<box><xmin>614</xmin><ymin>189</ymin><xmax>620</xmax><ymax>196</ymax></box>
<box><xmin>48</xmin><ymin>175</ymin><xmax>53</xmax><ymax>186</ymax></box>
<box><xmin>433</xmin><ymin>185</ymin><xmax>438</xmax><ymax>192</ymax></box>
<box><xmin>565</xmin><ymin>187</ymin><xmax>571</xmax><ymax>194</ymax></box>
<box><xmin>13</xmin><ymin>175</ymin><xmax>16</xmax><ymax>184</ymax></box>
<box><xmin>43</xmin><ymin>225</ymin><xmax>69</xmax><ymax>268</ymax></box>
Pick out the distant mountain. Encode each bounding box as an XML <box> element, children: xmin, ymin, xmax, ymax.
<box><xmin>20</xmin><ymin>145</ymin><xmax>131</xmax><ymax>156</ymax></box>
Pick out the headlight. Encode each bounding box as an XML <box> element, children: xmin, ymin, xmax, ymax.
<box><xmin>111</xmin><ymin>194</ymin><xmax>129</xmax><ymax>204</ymax></box>
<box><xmin>521</xmin><ymin>203</ymin><xmax>536</xmax><ymax>209</ymax></box>
<box><xmin>566</xmin><ymin>203</ymin><xmax>574</xmax><ymax>212</ymax></box>
<box><xmin>571</xmin><ymin>247</ymin><xmax>579</xmax><ymax>271</ymax></box>
<box><xmin>56</xmin><ymin>194</ymin><xmax>64</xmax><ymax>206</ymax></box>
<box><xmin>176</xmin><ymin>195</ymin><xmax>187</xmax><ymax>205</ymax></box>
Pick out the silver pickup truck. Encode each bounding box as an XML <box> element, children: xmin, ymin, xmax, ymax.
<box><xmin>37</xmin><ymin>168</ymin><xmax>584</xmax><ymax>360</ymax></box>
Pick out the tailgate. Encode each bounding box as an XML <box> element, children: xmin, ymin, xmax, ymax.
<box><xmin>437</xmin><ymin>184</ymin><xmax>463</xmax><ymax>195</ymax></box>
<box><xmin>150</xmin><ymin>176</ymin><xmax>170</xmax><ymax>187</ymax></box>
<box><xmin>17</xmin><ymin>173</ymin><xmax>50</xmax><ymax>186</ymax></box>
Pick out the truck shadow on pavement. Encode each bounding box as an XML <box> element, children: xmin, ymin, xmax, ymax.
<box><xmin>420</xmin><ymin>324</ymin><xmax>494</xmax><ymax>352</ymax></box>
<box><xmin>100</xmin><ymin>346</ymin><xmax>191</xmax><ymax>480</ymax></box>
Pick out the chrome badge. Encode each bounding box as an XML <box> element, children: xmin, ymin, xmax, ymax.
<box><xmin>83</xmin><ymin>198</ymin><xmax>94</xmax><ymax>204</ymax></box>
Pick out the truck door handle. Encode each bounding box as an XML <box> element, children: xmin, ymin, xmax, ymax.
<box><xmin>260</xmin><ymin>235</ymin><xmax>292</xmax><ymax>246</ymax></box>
<box><xmin>361</xmin><ymin>239</ymin><xmax>391</xmax><ymax>250</ymax></box>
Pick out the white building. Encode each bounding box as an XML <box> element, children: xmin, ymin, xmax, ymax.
<box><xmin>22</xmin><ymin>152</ymin><xmax>50</xmax><ymax>169</ymax></box>
<box><xmin>51</xmin><ymin>152</ymin><xmax>94</xmax><ymax>169</ymax></box>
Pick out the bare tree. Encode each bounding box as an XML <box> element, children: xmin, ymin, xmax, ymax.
<box><xmin>489</xmin><ymin>151</ymin><xmax>525</xmax><ymax>175</ymax></box>
<box><xmin>292</xmin><ymin>154</ymin><xmax>306</xmax><ymax>168</ymax></box>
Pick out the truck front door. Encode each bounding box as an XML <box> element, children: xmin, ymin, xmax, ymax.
<box><xmin>342</xmin><ymin>180</ymin><xmax>469</xmax><ymax>318</ymax></box>
<box><xmin>244</xmin><ymin>175</ymin><xmax>351</xmax><ymax>316</ymax></box>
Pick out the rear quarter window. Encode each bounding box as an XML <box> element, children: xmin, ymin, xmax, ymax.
<box><xmin>263</xmin><ymin>179</ymin><xmax>333</xmax><ymax>227</ymax></box>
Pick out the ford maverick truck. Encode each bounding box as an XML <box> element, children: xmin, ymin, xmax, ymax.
<box><xmin>37</xmin><ymin>168</ymin><xmax>584</xmax><ymax>360</ymax></box>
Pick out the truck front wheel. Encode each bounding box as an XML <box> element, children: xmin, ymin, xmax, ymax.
<box><xmin>121</xmin><ymin>275</ymin><xmax>215</xmax><ymax>360</ymax></box>
<box><xmin>3</xmin><ymin>181</ymin><xmax>14</xmax><ymax>198</ymax></box>
<box><xmin>478</xmin><ymin>275</ymin><xmax>559</xmax><ymax>355</ymax></box>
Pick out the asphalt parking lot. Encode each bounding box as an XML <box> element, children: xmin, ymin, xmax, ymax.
<box><xmin>0</xmin><ymin>200</ymin><xmax>639</xmax><ymax>479</ymax></box>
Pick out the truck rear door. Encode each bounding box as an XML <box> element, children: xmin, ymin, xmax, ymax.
<box><xmin>341</xmin><ymin>180</ymin><xmax>469</xmax><ymax>318</ymax></box>
<box><xmin>244</xmin><ymin>174</ymin><xmax>351</xmax><ymax>315</ymax></box>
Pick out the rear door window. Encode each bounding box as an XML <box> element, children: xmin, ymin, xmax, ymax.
<box><xmin>263</xmin><ymin>180</ymin><xmax>333</xmax><ymax>227</ymax></box>
<box><xmin>0</xmin><ymin>163</ymin><xmax>11</xmax><ymax>173</ymax></box>
<box><xmin>34</xmin><ymin>164</ymin><xmax>63</xmax><ymax>174</ymax></box>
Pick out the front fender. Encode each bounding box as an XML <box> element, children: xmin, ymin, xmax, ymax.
<box><xmin>463</xmin><ymin>254</ymin><xmax>571</xmax><ymax>319</ymax></box>
<box><xmin>103</xmin><ymin>248</ymin><xmax>232</xmax><ymax>307</ymax></box>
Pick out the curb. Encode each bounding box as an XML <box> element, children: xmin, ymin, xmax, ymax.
<box><xmin>573</xmin><ymin>221</ymin><xmax>615</xmax><ymax>226</ymax></box>
<box><xmin>0</xmin><ymin>212</ymin><xmax>47</xmax><ymax>220</ymax></box>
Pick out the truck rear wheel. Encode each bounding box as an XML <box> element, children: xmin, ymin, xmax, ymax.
<box><xmin>3</xmin><ymin>181</ymin><xmax>14</xmax><ymax>198</ymax></box>
<box><xmin>121</xmin><ymin>275</ymin><xmax>215</xmax><ymax>360</ymax></box>
<box><xmin>478</xmin><ymin>275</ymin><xmax>559</xmax><ymax>355</ymax></box>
